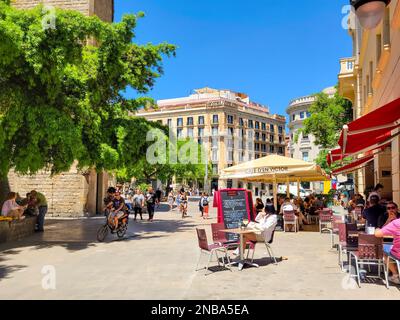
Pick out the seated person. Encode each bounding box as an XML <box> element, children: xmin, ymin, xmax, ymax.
<box><xmin>109</xmin><ymin>191</ymin><xmax>128</xmax><ymax>230</ymax></box>
<box><xmin>378</xmin><ymin>202</ymin><xmax>400</xmax><ymax>228</ymax></box>
<box><xmin>280</xmin><ymin>197</ymin><xmax>308</xmax><ymax>229</ymax></box>
<box><xmin>244</xmin><ymin>211</ymin><xmax>278</xmax><ymax>245</ymax></box>
<box><xmin>264</xmin><ymin>198</ymin><xmax>276</xmax><ymax>214</ymax></box>
<box><xmin>1</xmin><ymin>192</ymin><xmax>26</xmax><ymax>220</ymax></box>
<box><xmin>375</xmin><ymin>216</ymin><xmax>400</xmax><ymax>285</ymax></box>
<box><xmin>362</xmin><ymin>195</ymin><xmax>386</xmax><ymax>228</ymax></box>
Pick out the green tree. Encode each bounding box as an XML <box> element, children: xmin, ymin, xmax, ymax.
<box><xmin>295</xmin><ymin>88</ymin><xmax>353</xmax><ymax>172</ymax></box>
<box><xmin>0</xmin><ymin>2</ymin><xmax>176</xmax><ymax>177</ymax></box>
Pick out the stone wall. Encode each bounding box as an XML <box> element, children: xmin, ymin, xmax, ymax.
<box><xmin>12</xmin><ymin>0</ymin><xmax>90</xmax><ymax>15</ymax></box>
<box><xmin>0</xmin><ymin>217</ymin><xmax>37</xmax><ymax>243</ymax></box>
<box><xmin>7</xmin><ymin>165</ymin><xmax>90</xmax><ymax>217</ymax></box>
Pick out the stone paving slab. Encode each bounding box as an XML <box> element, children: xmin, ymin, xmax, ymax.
<box><xmin>0</xmin><ymin>202</ymin><xmax>399</xmax><ymax>300</ymax></box>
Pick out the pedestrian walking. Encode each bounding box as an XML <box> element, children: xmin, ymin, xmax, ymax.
<box><xmin>133</xmin><ymin>189</ymin><xmax>145</xmax><ymax>221</ymax></box>
<box><xmin>168</xmin><ymin>191</ymin><xmax>175</xmax><ymax>211</ymax></box>
<box><xmin>146</xmin><ymin>187</ymin><xmax>157</xmax><ymax>222</ymax></box>
<box><xmin>201</xmin><ymin>193</ymin><xmax>209</xmax><ymax>219</ymax></box>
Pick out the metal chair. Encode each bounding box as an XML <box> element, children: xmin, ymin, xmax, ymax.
<box><xmin>338</xmin><ymin>223</ymin><xmax>358</xmax><ymax>272</ymax></box>
<box><xmin>319</xmin><ymin>210</ymin><xmax>333</xmax><ymax>234</ymax></box>
<box><xmin>211</xmin><ymin>223</ymin><xmax>238</xmax><ymax>249</ymax></box>
<box><xmin>248</xmin><ymin>230</ymin><xmax>278</xmax><ymax>265</ymax></box>
<box><xmin>329</xmin><ymin>216</ymin><xmax>343</xmax><ymax>249</ymax></box>
<box><xmin>385</xmin><ymin>253</ymin><xmax>400</xmax><ymax>289</ymax></box>
<box><xmin>283</xmin><ymin>211</ymin><xmax>298</xmax><ymax>233</ymax></box>
<box><xmin>195</xmin><ymin>228</ymin><xmax>232</xmax><ymax>275</ymax></box>
<box><xmin>349</xmin><ymin>234</ymin><xmax>388</xmax><ymax>288</ymax></box>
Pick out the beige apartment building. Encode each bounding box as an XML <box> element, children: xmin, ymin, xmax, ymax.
<box><xmin>137</xmin><ymin>88</ymin><xmax>287</xmax><ymax>196</ymax></box>
<box><xmin>1</xmin><ymin>0</ymin><xmax>115</xmax><ymax>217</ymax></box>
<box><xmin>338</xmin><ymin>0</ymin><xmax>400</xmax><ymax>203</ymax></box>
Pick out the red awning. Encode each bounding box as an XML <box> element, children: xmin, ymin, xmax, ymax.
<box><xmin>327</xmin><ymin>148</ymin><xmax>342</xmax><ymax>166</ymax></box>
<box><xmin>332</xmin><ymin>155</ymin><xmax>374</xmax><ymax>176</ymax></box>
<box><xmin>338</xmin><ymin>97</ymin><xmax>400</xmax><ymax>155</ymax></box>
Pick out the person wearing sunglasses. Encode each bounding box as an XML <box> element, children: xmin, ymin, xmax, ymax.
<box><xmin>378</xmin><ymin>202</ymin><xmax>400</xmax><ymax>228</ymax></box>
<box><xmin>375</xmin><ymin>202</ymin><xmax>400</xmax><ymax>285</ymax></box>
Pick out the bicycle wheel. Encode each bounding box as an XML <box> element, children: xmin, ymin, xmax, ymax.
<box><xmin>97</xmin><ymin>225</ymin><xmax>109</xmax><ymax>242</ymax></box>
<box><xmin>117</xmin><ymin>226</ymin><xmax>127</xmax><ymax>239</ymax></box>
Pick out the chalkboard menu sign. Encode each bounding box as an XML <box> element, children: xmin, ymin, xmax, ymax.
<box><xmin>219</xmin><ymin>189</ymin><xmax>250</xmax><ymax>241</ymax></box>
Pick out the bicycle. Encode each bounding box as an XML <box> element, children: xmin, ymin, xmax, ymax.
<box><xmin>97</xmin><ymin>211</ymin><xmax>129</xmax><ymax>242</ymax></box>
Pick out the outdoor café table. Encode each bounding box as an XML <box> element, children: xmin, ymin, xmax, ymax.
<box><xmin>221</xmin><ymin>228</ymin><xmax>259</xmax><ymax>271</ymax></box>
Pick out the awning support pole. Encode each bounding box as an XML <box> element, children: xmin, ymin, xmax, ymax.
<box><xmin>273</xmin><ymin>176</ymin><xmax>278</xmax><ymax>211</ymax></box>
<box><xmin>286</xmin><ymin>176</ymin><xmax>290</xmax><ymax>198</ymax></box>
<box><xmin>297</xmin><ymin>178</ymin><xmax>301</xmax><ymax>198</ymax></box>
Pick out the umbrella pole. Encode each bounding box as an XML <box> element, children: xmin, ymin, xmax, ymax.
<box><xmin>273</xmin><ymin>177</ymin><xmax>278</xmax><ymax>210</ymax></box>
<box><xmin>297</xmin><ymin>178</ymin><xmax>301</xmax><ymax>198</ymax></box>
<box><xmin>286</xmin><ymin>176</ymin><xmax>290</xmax><ymax>198</ymax></box>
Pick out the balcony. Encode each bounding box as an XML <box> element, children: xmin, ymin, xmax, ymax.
<box><xmin>338</xmin><ymin>57</ymin><xmax>356</xmax><ymax>103</ymax></box>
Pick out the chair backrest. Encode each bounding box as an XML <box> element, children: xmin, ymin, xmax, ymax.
<box><xmin>267</xmin><ymin>230</ymin><xmax>276</xmax><ymax>244</ymax></box>
<box><xmin>319</xmin><ymin>211</ymin><xmax>333</xmax><ymax>223</ymax></box>
<box><xmin>196</xmin><ymin>228</ymin><xmax>209</xmax><ymax>251</ymax></box>
<box><xmin>211</xmin><ymin>223</ymin><xmax>227</xmax><ymax>243</ymax></box>
<box><xmin>338</xmin><ymin>223</ymin><xmax>347</xmax><ymax>242</ymax></box>
<box><xmin>345</xmin><ymin>223</ymin><xmax>359</xmax><ymax>247</ymax></box>
<box><xmin>283</xmin><ymin>210</ymin><xmax>296</xmax><ymax>221</ymax></box>
<box><xmin>358</xmin><ymin>234</ymin><xmax>383</xmax><ymax>259</ymax></box>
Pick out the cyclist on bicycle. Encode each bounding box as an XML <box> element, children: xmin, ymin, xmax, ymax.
<box><xmin>109</xmin><ymin>191</ymin><xmax>129</xmax><ymax>231</ymax></box>
<box><xmin>103</xmin><ymin>187</ymin><xmax>116</xmax><ymax>217</ymax></box>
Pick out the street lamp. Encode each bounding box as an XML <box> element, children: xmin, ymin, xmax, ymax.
<box><xmin>351</xmin><ymin>0</ymin><xmax>391</xmax><ymax>30</ymax></box>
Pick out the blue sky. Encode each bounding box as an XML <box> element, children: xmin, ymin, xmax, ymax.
<box><xmin>115</xmin><ymin>0</ymin><xmax>352</xmax><ymax>116</ymax></box>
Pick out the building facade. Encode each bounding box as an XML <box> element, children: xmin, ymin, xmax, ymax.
<box><xmin>2</xmin><ymin>0</ymin><xmax>115</xmax><ymax>217</ymax></box>
<box><xmin>137</xmin><ymin>88</ymin><xmax>287</xmax><ymax>197</ymax></box>
<box><xmin>338</xmin><ymin>0</ymin><xmax>400</xmax><ymax>202</ymax></box>
<box><xmin>286</xmin><ymin>87</ymin><xmax>335</xmax><ymax>192</ymax></box>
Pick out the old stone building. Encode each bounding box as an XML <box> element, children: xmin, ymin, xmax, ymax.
<box><xmin>1</xmin><ymin>0</ymin><xmax>115</xmax><ymax>217</ymax></box>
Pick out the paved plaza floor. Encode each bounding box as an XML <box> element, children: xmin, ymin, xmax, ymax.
<box><xmin>0</xmin><ymin>201</ymin><xmax>399</xmax><ymax>300</ymax></box>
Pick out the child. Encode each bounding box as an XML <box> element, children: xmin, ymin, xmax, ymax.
<box><xmin>201</xmin><ymin>193</ymin><xmax>209</xmax><ymax>220</ymax></box>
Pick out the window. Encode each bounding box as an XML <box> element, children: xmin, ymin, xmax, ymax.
<box><xmin>228</xmin><ymin>151</ymin><xmax>234</xmax><ymax>162</ymax></box>
<box><xmin>262</xmin><ymin>133</ymin><xmax>266</xmax><ymax>142</ymax></box>
<box><xmin>292</xmin><ymin>114</ymin><xmax>296</xmax><ymax>121</ymax></box>
<box><xmin>302</xmin><ymin>134</ymin><xmax>309</xmax><ymax>140</ymax></box>
<box><xmin>227</xmin><ymin>180</ymin><xmax>233</xmax><ymax>189</ymax></box>
<box><xmin>167</xmin><ymin>119</ymin><xmax>172</xmax><ymax>127</ymax></box>
<box><xmin>212</xmin><ymin>126</ymin><xmax>219</xmax><ymax>136</ymax></box>
<box><xmin>261</xmin><ymin>144</ymin><xmax>266</xmax><ymax>152</ymax></box>
<box><xmin>270</xmin><ymin>145</ymin><xmax>275</xmax><ymax>153</ymax></box>
<box><xmin>302</xmin><ymin>152</ymin><xmax>309</xmax><ymax>162</ymax></box>
<box><xmin>278</xmin><ymin>126</ymin><xmax>283</xmax><ymax>134</ymax></box>
<box><xmin>177</xmin><ymin>128</ymin><xmax>183</xmax><ymax>138</ymax></box>
<box><xmin>198</xmin><ymin>128</ymin><xmax>204</xmax><ymax>137</ymax></box>
<box><xmin>212</xmin><ymin>137</ymin><xmax>218</xmax><ymax>148</ymax></box>
<box><xmin>300</xmin><ymin>112</ymin><xmax>305</xmax><ymax>119</ymax></box>
<box><xmin>228</xmin><ymin>127</ymin><xmax>234</xmax><ymax>136</ymax></box>
<box><xmin>212</xmin><ymin>115</ymin><xmax>219</xmax><ymax>124</ymax></box>
<box><xmin>248</xmin><ymin>120</ymin><xmax>254</xmax><ymax>129</ymax></box>
<box><xmin>227</xmin><ymin>138</ymin><xmax>234</xmax><ymax>148</ymax></box>
<box><xmin>177</xmin><ymin>118</ymin><xmax>183</xmax><ymax>127</ymax></box>
<box><xmin>270</xmin><ymin>124</ymin><xmax>275</xmax><ymax>132</ymax></box>
<box><xmin>212</xmin><ymin>149</ymin><xmax>218</xmax><ymax>162</ymax></box>
<box><xmin>279</xmin><ymin>136</ymin><xmax>283</xmax><ymax>144</ymax></box>
<box><xmin>255</xmin><ymin>132</ymin><xmax>260</xmax><ymax>141</ymax></box>
<box><xmin>261</xmin><ymin>122</ymin><xmax>266</xmax><ymax>131</ymax></box>
<box><xmin>238</xmin><ymin>140</ymin><xmax>244</xmax><ymax>150</ymax></box>
<box><xmin>187</xmin><ymin>128</ymin><xmax>194</xmax><ymax>138</ymax></box>
<box><xmin>270</xmin><ymin>135</ymin><xmax>274</xmax><ymax>143</ymax></box>
<box><xmin>156</xmin><ymin>120</ymin><xmax>162</xmax><ymax>124</ymax></box>
<box><xmin>187</xmin><ymin>117</ymin><xmax>194</xmax><ymax>126</ymax></box>
<box><xmin>198</xmin><ymin>116</ymin><xmax>205</xmax><ymax>125</ymax></box>
<box><xmin>254</xmin><ymin>143</ymin><xmax>260</xmax><ymax>151</ymax></box>
<box><xmin>255</xmin><ymin>121</ymin><xmax>260</xmax><ymax>130</ymax></box>
<box><xmin>227</xmin><ymin>115</ymin><xmax>234</xmax><ymax>124</ymax></box>
<box><xmin>239</xmin><ymin>118</ymin><xmax>244</xmax><ymax>126</ymax></box>
<box><xmin>278</xmin><ymin>147</ymin><xmax>284</xmax><ymax>154</ymax></box>
<box><xmin>306</xmin><ymin>112</ymin><xmax>311</xmax><ymax>118</ymax></box>
<box><xmin>212</xmin><ymin>164</ymin><xmax>218</xmax><ymax>175</ymax></box>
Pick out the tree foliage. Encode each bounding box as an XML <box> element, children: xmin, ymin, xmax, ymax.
<box><xmin>0</xmin><ymin>2</ymin><xmax>176</xmax><ymax>177</ymax></box>
<box><xmin>294</xmin><ymin>88</ymin><xmax>353</xmax><ymax>173</ymax></box>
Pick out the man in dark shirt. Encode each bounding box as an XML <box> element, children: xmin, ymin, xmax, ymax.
<box><xmin>362</xmin><ymin>195</ymin><xmax>386</xmax><ymax>228</ymax></box>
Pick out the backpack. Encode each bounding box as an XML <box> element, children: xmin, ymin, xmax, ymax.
<box><xmin>202</xmin><ymin>198</ymin><xmax>209</xmax><ymax>207</ymax></box>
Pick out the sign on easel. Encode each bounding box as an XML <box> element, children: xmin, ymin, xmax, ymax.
<box><xmin>218</xmin><ymin>189</ymin><xmax>253</xmax><ymax>241</ymax></box>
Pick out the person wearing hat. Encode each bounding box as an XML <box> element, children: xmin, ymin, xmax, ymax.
<box><xmin>362</xmin><ymin>194</ymin><xmax>386</xmax><ymax>228</ymax></box>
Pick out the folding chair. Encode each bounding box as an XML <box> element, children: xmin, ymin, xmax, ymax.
<box><xmin>349</xmin><ymin>234</ymin><xmax>388</xmax><ymax>288</ymax></box>
<box><xmin>338</xmin><ymin>223</ymin><xmax>358</xmax><ymax>272</ymax></box>
<box><xmin>283</xmin><ymin>211</ymin><xmax>298</xmax><ymax>233</ymax></box>
<box><xmin>248</xmin><ymin>230</ymin><xmax>279</xmax><ymax>265</ymax></box>
<box><xmin>195</xmin><ymin>228</ymin><xmax>232</xmax><ymax>276</ymax></box>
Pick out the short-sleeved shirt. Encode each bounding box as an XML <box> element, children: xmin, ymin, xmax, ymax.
<box><xmin>362</xmin><ymin>205</ymin><xmax>386</xmax><ymax>228</ymax></box>
<box><xmin>381</xmin><ymin>218</ymin><xmax>400</xmax><ymax>260</ymax></box>
<box><xmin>35</xmin><ymin>192</ymin><xmax>47</xmax><ymax>207</ymax></box>
<box><xmin>112</xmin><ymin>197</ymin><xmax>126</xmax><ymax>211</ymax></box>
<box><xmin>133</xmin><ymin>194</ymin><xmax>144</xmax><ymax>207</ymax></box>
<box><xmin>104</xmin><ymin>196</ymin><xmax>113</xmax><ymax>207</ymax></box>
<box><xmin>1</xmin><ymin>199</ymin><xmax>19</xmax><ymax>216</ymax></box>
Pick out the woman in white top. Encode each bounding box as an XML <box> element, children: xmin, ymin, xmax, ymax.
<box><xmin>1</xmin><ymin>192</ymin><xmax>26</xmax><ymax>220</ymax></box>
